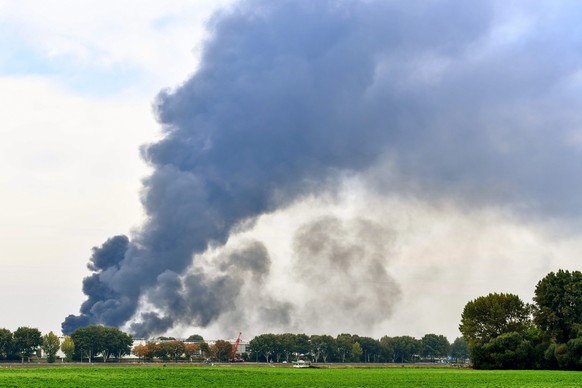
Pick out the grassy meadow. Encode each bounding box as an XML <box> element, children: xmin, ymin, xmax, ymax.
<box><xmin>0</xmin><ymin>365</ymin><xmax>580</xmax><ymax>387</ymax></box>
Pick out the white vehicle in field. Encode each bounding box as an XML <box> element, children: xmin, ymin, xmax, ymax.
<box><xmin>293</xmin><ymin>360</ymin><xmax>311</xmax><ymax>368</ymax></box>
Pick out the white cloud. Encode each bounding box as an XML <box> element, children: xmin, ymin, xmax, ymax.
<box><xmin>0</xmin><ymin>0</ymin><xmax>235</xmax><ymax>335</ymax></box>
<box><xmin>0</xmin><ymin>0</ymin><xmax>236</xmax><ymax>90</ymax></box>
<box><xmin>0</xmin><ymin>75</ymin><xmax>155</xmax><ymax>332</ymax></box>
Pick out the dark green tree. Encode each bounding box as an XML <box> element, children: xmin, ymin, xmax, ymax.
<box><xmin>0</xmin><ymin>328</ymin><xmax>13</xmax><ymax>360</ymax></box>
<box><xmin>533</xmin><ymin>269</ymin><xmax>582</xmax><ymax>343</ymax></box>
<box><xmin>379</xmin><ymin>336</ymin><xmax>395</xmax><ymax>362</ymax></box>
<box><xmin>71</xmin><ymin>326</ymin><xmax>102</xmax><ymax>362</ymax></box>
<box><xmin>279</xmin><ymin>333</ymin><xmax>297</xmax><ymax>362</ymax></box>
<box><xmin>13</xmin><ymin>327</ymin><xmax>42</xmax><ymax>362</ymax></box>
<box><xmin>309</xmin><ymin>335</ymin><xmax>336</xmax><ymax>363</ymax></box>
<box><xmin>336</xmin><ymin>333</ymin><xmax>354</xmax><ymax>363</ymax></box>
<box><xmin>186</xmin><ymin>334</ymin><xmax>204</xmax><ymax>342</ymax></box>
<box><xmin>359</xmin><ymin>337</ymin><xmax>380</xmax><ymax>363</ymax></box>
<box><xmin>318</xmin><ymin>335</ymin><xmax>336</xmax><ymax>363</ymax></box>
<box><xmin>294</xmin><ymin>334</ymin><xmax>310</xmax><ymax>360</ymax></box>
<box><xmin>71</xmin><ymin>326</ymin><xmax>132</xmax><ymax>362</ymax></box>
<box><xmin>421</xmin><ymin>334</ymin><xmax>450</xmax><ymax>361</ymax></box>
<box><xmin>249</xmin><ymin>334</ymin><xmax>276</xmax><ymax>362</ymax></box>
<box><xmin>473</xmin><ymin>331</ymin><xmax>539</xmax><ymax>369</ymax></box>
<box><xmin>391</xmin><ymin>336</ymin><xmax>421</xmax><ymax>363</ymax></box>
<box><xmin>450</xmin><ymin>337</ymin><xmax>469</xmax><ymax>363</ymax></box>
<box><xmin>459</xmin><ymin>293</ymin><xmax>532</xmax><ymax>347</ymax></box>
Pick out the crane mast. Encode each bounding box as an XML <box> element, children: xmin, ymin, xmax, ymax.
<box><xmin>231</xmin><ymin>332</ymin><xmax>243</xmax><ymax>362</ymax></box>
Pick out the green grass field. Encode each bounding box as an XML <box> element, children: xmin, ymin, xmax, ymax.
<box><xmin>0</xmin><ymin>365</ymin><xmax>580</xmax><ymax>387</ymax></box>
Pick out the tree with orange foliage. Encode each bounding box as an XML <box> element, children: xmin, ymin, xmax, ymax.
<box><xmin>210</xmin><ymin>340</ymin><xmax>234</xmax><ymax>362</ymax></box>
<box><xmin>184</xmin><ymin>343</ymin><xmax>199</xmax><ymax>362</ymax></box>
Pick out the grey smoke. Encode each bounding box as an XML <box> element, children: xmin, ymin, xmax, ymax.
<box><xmin>130</xmin><ymin>239</ymin><xmax>291</xmax><ymax>337</ymax></box>
<box><xmin>292</xmin><ymin>216</ymin><xmax>400</xmax><ymax>329</ymax></box>
<box><xmin>63</xmin><ymin>0</ymin><xmax>582</xmax><ymax>335</ymax></box>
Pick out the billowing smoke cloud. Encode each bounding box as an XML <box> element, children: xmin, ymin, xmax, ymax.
<box><xmin>290</xmin><ymin>216</ymin><xmax>401</xmax><ymax>330</ymax></box>
<box><xmin>129</xmin><ymin>239</ymin><xmax>292</xmax><ymax>338</ymax></box>
<box><xmin>64</xmin><ymin>0</ymin><xmax>582</xmax><ymax>336</ymax></box>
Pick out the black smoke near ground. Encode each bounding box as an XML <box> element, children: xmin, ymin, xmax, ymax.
<box><xmin>63</xmin><ymin>0</ymin><xmax>582</xmax><ymax>336</ymax></box>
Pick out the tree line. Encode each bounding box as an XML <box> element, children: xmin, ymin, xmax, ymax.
<box><xmin>0</xmin><ymin>326</ymin><xmax>131</xmax><ymax>363</ymax></box>
<box><xmin>246</xmin><ymin>333</ymin><xmax>468</xmax><ymax>364</ymax></box>
<box><xmin>4</xmin><ymin>269</ymin><xmax>576</xmax><ymax>368</ymax></box>
<box><xmin>459</xmin><ymin>269</ymin><xmax>582</xmax><ymax>370</ymax></box>
<box><xmin>0</xmin><ymin>324</ymin><xmax>467</xmax><ymax>364</ymax></box>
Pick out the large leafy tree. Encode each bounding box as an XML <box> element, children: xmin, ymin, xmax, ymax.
<box><xmin>185</xmin><ymin>334</ymin><xmax>204</xmax><ymax>343</ymax></box>
<box><xmin>379</xmin><ymin>336</ymin><xmax>395</xmax><ymax>362</ymax></box>
<box><xmin>107</xmin><ymin>329</ymin><xmax>133</xmax><ymax>360</ymax></box>
<box><xmin>13</xmin><ymin>327</ymin><xmax>42</xmax><ymax>362</ymax></box>
<box><xmin>184</xmin><ymin>343</ymin><xmax>199</xmax><ymax>362</ymax></box>
<box><xmin>211</xmin><ymin>339</ymin><xmax>234</xmax><ymax>362</ymax></box>
<box><xmin>71</xmin><ymin>326</ymin><xmax>132</xmax><ymax>362</ymax></box>
<box><xmin>279</xmin><ymin>333</ymin><xmax>297</xmax><ymax>362</ymax></box>
<box><xmin>533</xmin><ymin>269</ymin><xmax>582</xmax><ymax>343</ymax></box>
<box><xmin>132</xmin><ymin>344</ymin><xmax>149</xmax><ymax>361</ymax></box>
<box><xmin>0</xmin><ymin>328</ymin><xmax>13</xmax><ymax>360</ymax></box>
<box><xmin>473</xmin><ymin>331</ymin><xmax>538</xmax><ymax>370</ymax></box>
<box><xmin>336</xmin><ymin>333</ymin><xmax>354</xmax><ymax>363</ymax></box>
<box><xmin>71</xmin><ymin>326</ymin><xmax>101</xmax><ymax>362</ymax></box>
<box><xmin>249</xmin><ymin>334</ymin><xmax>275</xmax><ymax>362</ymax></box>
<box><xmin>450</xmin><ymin>337</ymin><xmax>469</xmax><ymax>363</ymax></box>
<box><xmin>391</xmin><ymin>336</ymin><xmax>421</xmax><ymax>363</ymax></box>
<box><xmin>309</xmin><ymin>335</ymin><xmax>336</xmax><ymax>363</ymax></box>
<box><xmin>421</xmin><ymin>334</ymin><xmax>450</xmax><ymax>361</ymax></box>
<box><xmin>358</xmin><ymin>336</ymin><xmax>380</xmax><ymax>363</ymax></box>
<box><xmin>459</xmin><ymin>293</ymin><xmax>532</xmax><ymax>347</ymax></box>
<box><xmin>42</xmin><ymin>331</ymin><xmax>60</xmax><ymax>363</ymax></box>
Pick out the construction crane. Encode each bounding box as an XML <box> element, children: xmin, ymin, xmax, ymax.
<box><xmin>231</xmin><ymin>332</ymin><xmax>244</xmax><ymax>362</ymax></box>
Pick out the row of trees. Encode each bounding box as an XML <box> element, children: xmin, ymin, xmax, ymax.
<box><xmin>0</xmin><ymin>327</ymin><xmax>68</xmax><ymax>363</ymax></box>
<box><xmin>132</xmin><ymin>339</ymin><xmax>239</xmax><ymax>362</ymax></box>
<box><xmin>0</xmin><ymin>326</ymin><xmax>131</xmax><ymax>363</ymax></box>
<box><xmin>459</xmin><ymin>269</ymin><xmax>582</xmax><ymax>370</ymax></box>
<box><xmin>247</xmin><ymin>333</ymin><xmax>469</xmax><ymax>364</ymax></box>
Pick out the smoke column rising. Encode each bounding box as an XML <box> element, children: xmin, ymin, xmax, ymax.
<box><xmin>63</xmin><ymin>0</ymin><xmax>582</xmax><ymax>336</ymax></box>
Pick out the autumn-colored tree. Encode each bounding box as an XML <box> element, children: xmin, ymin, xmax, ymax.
<box><xmin>132</xmin><ymin>344</ymin><xmax>148</xmax><ymax>361</ymax></box>
<box><xmin>210</xmin><ymin>340</ymin><xmax>234</xmax><ymax>362</ymax></box>
<box><xmin>145</xmin><ymin>342</ymin><xmax>160</xmax><ymax>361</ymax></box>
<box><xmin>184</xmin><ymin>343</ymin><xmax>199</xmax><ymax>362</ymax></box>
<box><xmin>60</xmin><ymin>336</ymin><xmax>75</xmax><ymax>362</ymax></box>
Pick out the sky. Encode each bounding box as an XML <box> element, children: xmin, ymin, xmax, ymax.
<box><xmin>1</xmin><ymin>0</ymin><xmax>582</xmax><ymax>342</ymax></box>
<box><xmin>0</xmin><ymin>0</ymin><xmax>235</xmax><ymax>336</ymax></box>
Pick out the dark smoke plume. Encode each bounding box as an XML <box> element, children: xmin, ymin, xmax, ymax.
<box><xmin>64</xmin><ymin>0</ymin><xmax>582</xmax><ymax>335</ymax></box>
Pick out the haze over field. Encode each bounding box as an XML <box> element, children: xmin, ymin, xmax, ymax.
<box><xmin>2</xmin><ymin>0</ymin><xmax>581</xmax><ymax>341</ymax></box>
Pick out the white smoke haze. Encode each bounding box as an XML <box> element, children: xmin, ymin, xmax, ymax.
<box><xmin>62</xmin><ymin>0</ymin><xmax>582</xmax><ymax>340</ymax></box>
<box><xmin>127</xmin><ymin>178</ymin><xmax>582</xmax><ymax>340</ymax></box>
